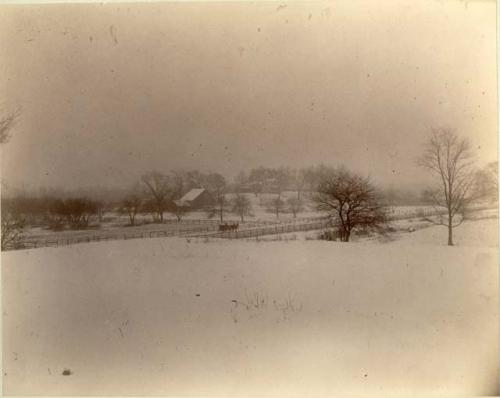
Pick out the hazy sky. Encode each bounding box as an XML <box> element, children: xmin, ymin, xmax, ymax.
<box><xmin>0</xmin><ymin>0</ymin><xmax>497</xmax><ymax>192</ymax></box>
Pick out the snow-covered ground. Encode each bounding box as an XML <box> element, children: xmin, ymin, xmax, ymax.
<box><xmin>2</xmin><ymin>219</ymin><xmax>498</xmax><ymax>396</ymax></box>
<box><xmin>393</xmin><ymin>218</ymin><xmax>498</xmax><ymax>248</ymax></box>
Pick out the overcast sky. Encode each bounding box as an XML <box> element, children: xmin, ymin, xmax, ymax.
<box><xmin>0</xmin><ymin>0</ymin><xmax>497</xmax><ymax>193</ymax></box>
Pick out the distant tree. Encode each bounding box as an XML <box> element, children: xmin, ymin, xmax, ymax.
<box><xmin>0</xmin><ymin>108</ymin><xmax>21</xmax><ymax>144</ymax></box>
<box><xmin>487</xmin><ymin>161</ymin><xmax>498</xmax><ymax>194</ymax></box>
<box><xmin>286</xmin><ymin>196</ymin><xmax>304</xmax><ymax>218</ymax></box>
<box><xmin>233</xmin><ymin>171</ymin><xmax>249</xmax><ymax>193</ymax></box>
<box><xmin>418</xmin><ymin>128</ymin><xmax>479</xmax><ymax>246</ymax></box>
<box><xmin>47</xmin><ymin>199</ymin><xmax>67</xmax><ymax>230</ymax></box>
<box><xmin>141</xmin><ymin>198</ymin><xmax>160</xmax><ymax>223</ymax></box>
<box><xmin>206</xmin><ymin>173</ymin><xmax>228</xmax><ymax>222</ymax></box>
<box><xmin>170</xmin><ymin>170</ymin><xmax>186</xmax><ymax>197</ymax></box>
<box><xmin>301</xmin><ymin>166</ymin><xmax>318</xmax><ymax>193</ymax></box>
<box><xmin>268</xmin><ymin>167</ymin><xmax>291</xmax><ymax>218</ymax></box>
<box><xmin>180</xmin><ymin>170</ymin><xmax>209</xmax><ymax>192</ymax></box>
<box><xmin>168</xmin><ymin>202</ymin><xmax>191</xmax><ymax>222</ymax></box>
<box><xmin>302</xmin><ymin>164</ymin><xmax>333</xmax><ymax>197</ymax></box>
<box><xmin>2</xmin><ymin>195</ymin><xmax>47</xmax><ymax>226</ymax></box>
<box><xmin>140</xmin><ymin>171</ymin><xmax>176</xmax><ymax>222</ymax></box>
<box><xmin>267</xmin><ymin>197</ymin><xmax>285</xmax><ymax>219</ymax></box>
<box><xmin>231</xmin><ymin>193</ymin><xmax>252</xmax><ymax>222</ymax></box>
<box><xmin>45</xmin><ymin>197</ymin><xmax>99</xmax><ymax>230</ymax></box>
<box><xmin>63</xmin><ymin>198</ymin><xmax>98</xmax><ymax>229</ymax></box>
<box><xmin>313</xmin><ymin>167</ymin><xmax>387</xmax><ymax>242</ymax></box>
<box><xmin>95</xmin><ymin>200</ymin><xmax>106</xmax><ymax>223</ymax></box>
<box><xmin>273</xmin><ymin>167</ymin><xmax>291</xmax><ymax>198</ymax></box>
<box><xmin>118</xmin><ymin>191</ymin><xmax>142</xmax><ymax>226</ymax></box>
<box><xmin>248</xmin><ymin>166</ymin><xmax>269</xmax><ymax>198</ymax></box>
<box><xmin>474</xmin><ymin>161</ymin><xmax>498</xmax><ymax>203</ymax></box>
<box><xmin>381</xmin><ymin>188</ymin><xmax>425</xmax><ymax>207</ymax></box>
<box><xmin>291</xmin><ymin>168</ymin><xmax>307</xmax><ymax>200</ymax></box>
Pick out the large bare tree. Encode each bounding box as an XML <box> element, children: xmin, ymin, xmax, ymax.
<box><xmin>140</xmin><ymin>172</ymin><xmax>176</xmax><ymax>223</ymax></box>
<box><xmin>313</xmin><ymin>167</ymin><xmax>386</xmax><ymax>242</ymax></box>
<box><xmin>418</xmin><ymin>128</ymin><xmax>478</xmax><ymax>246</ymax></box>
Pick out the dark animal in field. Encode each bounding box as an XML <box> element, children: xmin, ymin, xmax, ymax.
<box><xmin>219</xmin><ymin>223</ymin><xmax>239</xmax><ymax>232</ymax></box>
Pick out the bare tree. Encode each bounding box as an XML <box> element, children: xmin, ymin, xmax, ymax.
<box><xmin>0</xmin><ymin>108</ymin><xmax>21</xmax><ymax>144</ymax></box>
<box><xmin>269</xmin><ymin>167</ymin><xmax>290</xmax><ymax>219</ymax></box>
<box><xmin>206</xmin><ymin>173</ymin><xmax>228</xmax><ymax>222</ymax></box>
<box><xmin>248</xmin><ymin>166</ymin><xmax>268</xmax><ymax>197</ymax></box>
<box><xmin>286</xmin><ymin>196</ymin><xmax>303</xmax><ymax>218</ymax></box>
<box><xmin>313</xmin><ymin>167</ymin><xmax>387</xmax><ymax>242</ymax></box>
<box><xmin>118</xmin><ymin>190</ymin><xmax>143</xmax><ymax>226</ymax></box>
<box><xmin>302</xmin><ymin>164</ymin><xmax>332</xmax><ymax>198</ymax></box>
<box><xmin>183</xmin><ymin>170</ymin><xmax>209</xmax><ymax>192</ymax></box>
<box><xmin>231</xmin><ymin>193</ymin><xmax>252</xmax><ymax>222</ymax></box>
<box><xmin>273</xmin><ymin>167</ymin><xmax>291</xmax><ymax>199</ymax></box>
<box><xmin>418</xmin><ymin>128</ymin><xmax>478</xmax><ymax>246</ymax></box>
<box><xmin>233</xmin><ymin>171</ymin><xmax>249</xmax><ymax>193</ymax></box>
<box><xmin>291</xmin><ymin>168</ymin><xmax>307</xmax><ymax>200</ymax></box>
<box><xmin>267</xmin><ymin>197</ymin><xmax>285</xmax><ymax>219</ymax></box>
<box><xmin>140</xmin><ymin>171</ymin><xmax>176</xmax><ymax>223</ymax></box>
<box><xmin>47</xmin><ymin>198</ymin><xmax>67</xmax><ymax>230</ymax></box>
<box><xmin>170</xmin><ymin>169</ymin><xmax>186</xmax><ymax>198</ymax></box>
<box><xmin>141</xmin><ymin>199</ymin><xmax>160</xmax><ymax>223</ymax></box>
<box><xmin>60</xmin><ymin>198</ymin><xmax>99</xmax><ymax>229</ymax></box>
<box><xmin>169</xmin><ymin>202</ymin><xmax>191</xmax><ymax>222</ymax></box>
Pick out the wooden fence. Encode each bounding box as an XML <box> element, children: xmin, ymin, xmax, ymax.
<box><xmin>7</xmin><ymin>206</ymin><xmax>495</xmax><ymax>250</ymax></box>
<box><xmin>19</xmin><ymin>226</ymin><xmax>216</xmax><ymax>250</ymax></box>
<box><xmin>189</xmin><ymin>219</ymin><xmax>332</xmax><ymax>240</ymax></box>
<box><xmin>15</xmin><ymin>217</ymin><xmax>329</xmax><ymax>250</ymax></box>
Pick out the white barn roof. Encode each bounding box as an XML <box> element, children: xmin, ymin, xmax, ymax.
<box><xmin>179</xmin><ymin>188</ymin><xmax>206</xmax><ymax>202</ymax></box>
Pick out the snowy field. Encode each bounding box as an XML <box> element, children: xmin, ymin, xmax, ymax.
<box><xmin>2</xmin><ymin>219</ymin><xmax>498</xmax><ymax>396</ymax></box>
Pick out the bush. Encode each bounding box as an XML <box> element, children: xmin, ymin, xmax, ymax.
<box><xmin>318</xmin><ymin>229</ymin><xmax>339</xmax><ymax>241</ymax></box>
<box><xmin>47</xmin><ymin>197</ymin><xmax>99</xmax><ymax>230</ymax></box>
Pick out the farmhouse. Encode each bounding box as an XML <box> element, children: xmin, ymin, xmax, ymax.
<box><xmin>175</xmin><ymin>188</ymin><xmax>214</xmax><ymax>209</ymax></box>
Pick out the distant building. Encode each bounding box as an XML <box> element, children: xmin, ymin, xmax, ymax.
<box><xmin>175</xmin><ymin>188</ymin><xmax>214</xmax><ymax>209</ymax></box>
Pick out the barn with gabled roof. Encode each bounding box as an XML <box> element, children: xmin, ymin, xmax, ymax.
<box><xmin>174</xmin><ymin>188</ymin><xmax>214</xmax><ymax>209</ymax></box>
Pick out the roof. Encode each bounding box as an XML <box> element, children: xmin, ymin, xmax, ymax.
<box><xmin>179</xmin><ymin>188</ymin><xmax>206</xmax><ymax>202</ymax></box>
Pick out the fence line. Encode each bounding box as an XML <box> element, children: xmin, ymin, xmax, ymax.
<box><xmin>16</xmin><ymin>218</ymin><xmax>330</xmax><ymax>250</ymax></box>
<box><xmin>19</xmin><ymin>225</ymin><xmax>218</xmax><ymax>250</ymax></box>
<box><xmin>8</xmin><ymin>206</ymin><xmax>495</xmax><ymax>251</ymax></box>
<box><xmin>188</xmin><ymin>219</ymin><xmax>332</xmax><ymax>240</ymax></box>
